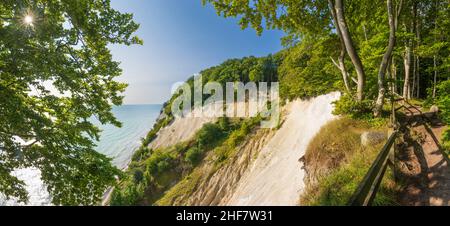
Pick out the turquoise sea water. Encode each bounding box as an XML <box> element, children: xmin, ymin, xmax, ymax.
<box><xmin>92</xmin><ymin>104</ymin><xmax>162</xmax><ymax>168</ymax></box>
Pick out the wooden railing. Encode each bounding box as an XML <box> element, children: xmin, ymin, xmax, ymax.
<box><xmin>348</xmin><ymin>94</ymin><xmax>410</xmax><ymax>206</ymax></box>
<box><xmin>347</xmin><ymin>130</ymin><xmax>398</xmax><ymax>206</ymax></box>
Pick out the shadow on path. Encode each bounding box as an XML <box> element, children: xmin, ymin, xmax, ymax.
<box><xmin>397</xmin><ymin>109</ymin><xmax>449</xmax><ymax>206</ymax></box>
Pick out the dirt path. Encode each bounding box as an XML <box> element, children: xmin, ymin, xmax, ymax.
<box><xmin>398</xmin><ymin>106</ymin><xmax>450</xmax><ymax>206</ymax></box>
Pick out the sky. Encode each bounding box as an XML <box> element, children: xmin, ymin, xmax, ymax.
<box><xmin>109</xmin><ymin>0</ymin><xmax>284</xmax><ymax>104</ymax></box>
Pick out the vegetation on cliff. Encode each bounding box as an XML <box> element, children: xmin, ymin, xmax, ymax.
<box><xmin>112</xmin><ymin>0</ymin><xmax>450</xmax><ymax>206</ymax></box>
<box><xmin>110</xmin><ymin>116</ymin><xmax>263</xmax><ymax>205</ymax></box>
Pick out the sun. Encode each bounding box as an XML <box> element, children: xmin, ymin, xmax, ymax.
<box><xmin>24</xmin><ymin>15</ymin><xmax>34</xmax><ymax>25</ymax></box>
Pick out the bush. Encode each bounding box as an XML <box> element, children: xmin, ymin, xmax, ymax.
<box><xmin>132</xmin><ymin>146</ymin><xmax>151</xmax><ymax>162</ymax></box>
<box><xmin>146</xmin><ymin>152</ymin><xmax>175</xmax><ymax>176</ymax></box>
<box><xmin>132</xmin><ymin>169</ymin><xmax>144</xmax><ymax>184</ymax></box>
<box><xmin>185</xmin><ymin>147</ymin><xmax>203</xmax><ymax>165</ymax></box>
<box><xmin>157</xmin><ymin>160</ymin><xmax>171</xmax><ymax>172</ymax></box>
<box><xmin>110</xmin><ymin>183</ymin><xmax>144</xmax><ymax>206</ymax></box>
<box><xmin>197</xmin><ymin>123</ymin><xmax>224</xmax><ymax>147</ymax></box>
<box><xmin>333</xmin><ymin>94</ymin><xmax>373</xmax><ymax>119</ymax></box>
<box><xmin>218</xmin><ymin>117</ymin><xmax>231</xmax><ymax>131</ymax></box>
<box><xmin>427</xmin><ymin>80</ymin><xmax>450</xmax><ymax>154</ymax></box>
<box><xmin>434</xmin><ymin>80</ymin><xmax>450</xmax><ymax>122</ymax></box>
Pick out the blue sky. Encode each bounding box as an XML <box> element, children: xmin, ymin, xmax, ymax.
<box><xmin>110</xmin><ymin>0</ymin><xmax>284</xmax><ymax>104</ymax></box>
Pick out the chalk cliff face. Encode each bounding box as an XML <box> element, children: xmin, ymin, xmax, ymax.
<box><xmin>149</xmin><ymin>107</ymin><xmax>218</xmax><ymax>150</ymax></box>
<box><xmin>151</xmin><ymin>92</ymin><xmax>340</xmax><ymax>206</ymax></box>
<box><xmin>226</xmin><ymin>92</ymin><xmax>340</xmax><ymax>206</ymax></box>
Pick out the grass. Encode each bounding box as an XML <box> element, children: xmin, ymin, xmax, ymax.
<box><xmin>300</xmin><ymin>117</ymin><xmax>400</xmax><ymax>206</ymax></box>
<box><xmin>303</xmin><ymin>118</ymin><xmax>374</xmax><ymax>177</ymax></box>
<box><xmin>155</xmin><ymin>166</ymin><xmax>207</xmax><ymax>206</ymax></box>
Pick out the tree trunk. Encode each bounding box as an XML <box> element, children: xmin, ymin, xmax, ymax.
<box><xmin>334</xmin><ymin>0</ymin><xmax>366</xmax><ymax>101</ymax></box>
<box><xmin>403</xmin><ymin>45</ymin><xmax>412</xmax><ymax>99</ymax></box>
<box><xmin>416</xmin><ymin>56</ymin><xmax>420</xmax><ymax>98</ymax></box>
<box><xmin>415</xmin><ymin>12</ymin><xmax>421</xmax><ymax>99</ymax></box>
<box><xmin>412</xmin><ymin>53</ymin><xmax>416</xmax><ymax>97</ymax></box>
<box><xmin>392</xmin><ymin>57</ymin><xmax>398</xmax><ymax>94</ymax></box>
<box><xmin>433</xmin><ymin>55</ymin><xmax>438</xmax><ymax>98</ymax></box>
<box><xmin>375</xmin><ymin>0</ymin><xmax>396</xmax><ymax>117</ymax></box>
<box><xmin>328</xmin><ymin>0</ymin><xmax>351</xmax><ymax>93</ymax></box>
<box><xmin>391</xmin><ymin>0</ymin><xmax>402</xmax><ymax>95</ymax></box>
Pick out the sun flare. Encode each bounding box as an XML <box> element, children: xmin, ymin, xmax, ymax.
<box><xmin>24</xmin><ymin>15</ymin><xmax>34</xmax><ymax>25</ymax></box>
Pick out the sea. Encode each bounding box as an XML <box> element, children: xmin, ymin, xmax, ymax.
<box><xmin>0</xmin><ymin>104</ymin><xmax>162</xmax><ymax>205</ymax></box>
<box><xmin>91</xmin><ymin>104</ymin><xmax>162</xmax><ymax>169</ymax></box>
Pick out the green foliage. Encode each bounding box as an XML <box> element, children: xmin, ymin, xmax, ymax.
<box><xmin>278</xmin><ymin>36</ymin><xmax>340</xmax><ymax>100</ymax></box>
<box><xmin>145</xmin><ymin>152</ymin><xmax>175</xmax><ymax>176</ymax></box>
<box><xmin>0</xmin><ymin>0</ymin><xmax>141</xmax><ymax>205</ymax></box>
<box><xmin>443</xmin><ymin>130</ymin><xmax>450</xmax><ymax>153</ymax></box>
<box><xmin>199</xmin><ymin>55</ymin><xmax>281</xmax><ymax>85</ymax></box>
<box><xmin>249</xmin><ymin>55</ymin><xmax>278</xmax><ymax>82</ymax></box>
<box><xmin>132</xmin><ymin>146</ymin><xmax>151</xmax><ymax>162</ymax></box>
<box><xmin>110</xmin><ymin>182</ymin><xmax>145</xmax><ymax>206</ymax></box>
<box><xmin>185</xmin><ymin>147</ymin><xmax>203</xmax><ymax>165</ymax></box>
<box><xmin>432</xmin><ymin>80</ymin><xmax>450</xmax><ymax>151</ymax></box>
<box><xmin>196</xmin><ymin>123</ymin><xmax>224</xmax><ymax>148</ymax></box>
<box><xmin>202</xmin><ymin>0</ymin><xmax>331</xmax><ymax>36</ymax></box>
<box><xmin>434</xmin><ymin>80</ymin><xmax>450</xmax><ymax>123</ymax></box>
<box><xmin>132</xmin><ymin>168</ymin><xmax>144</xmax><ymax>184</ymax></box>
<box><xmin>215</xmin><ymin>116</ymin><xmax>262</xmax><ymax>164</ymax></box>
<box><xmin>333</xmin><ymin>94</ymin><xmax>373</xmax><ymax>119</ymax></box>
<box><xmin>204</xmin><ymin>0</ymin><xmax>450</xmax><ymax>117</ymax></box>
<box><xmin>218</xmin><ymin>117</ymin><xmax>231</xmax><ymax>131</ymax></box>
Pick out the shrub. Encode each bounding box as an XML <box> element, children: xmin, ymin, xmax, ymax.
<box><xmin>157</xmin><ymin>160</ymin><xmax>171</xmax><ymax>173</ymax></box>
<box><xmin>197</xmin><ymin>123</ymin><xmax>224</xmax><ymax>147</ymax></box>
<box><xmin>333</xmin><ymin>94</ymin><xmax>373</xmax><ymax>119</ymax></box>
<box><xmin>427</xmin><ymin>80</ymin><xmax>450</xmax><ymax>154</ymax></box>
<box><xmin>132</xmin><ymin>169</ymin><xmax>144</xmax><ymax>184</ymax></box>
<box><xmin>434</xmin><ymin>80</ymin><xmax>450</xmax><ymax>122</ymax></box>
<box><xmin>443</xmin><ymin>130</ymin><xmax>450</xmax><ymax>155</ymax></box>
<box><xmin>110</xmin><ymin>183</ymin><xmax>144</xmax><ymax>206</ymax></box>
<box><xmin>146</xmin><ymin>152</ymin><xmax>175</xmax><ymax>176</ymax></box>
<box><xmin>218</xmin><ymin>117</ymin><xmax>231</xmax><ymax>131</ymax></box>
<box><xmin>132</xmin><ymin>146</ymin><xmax>151</xmax><ymax>162</ymax></box>
<box><xmin>185</xmin><ymin>147</ymin><xmax>203</xmax><ymax>165</ymax></box>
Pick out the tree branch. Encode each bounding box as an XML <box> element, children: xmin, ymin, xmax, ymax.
<box><xmin>330</xmin><ymin>57</ymin><xmax>340</xmax><ymax>69</ymax></box>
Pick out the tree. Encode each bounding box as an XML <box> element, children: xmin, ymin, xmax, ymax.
<box><xmin>201</xmin><ymin>0</ymin><xmax>378</xmax><ymax>102</ymax></box>
<box><xmin>328</xmin><ymin>0</ymin><xmax>351</xmax><ymax>93</ymax></box>
<box><xmin>201</xmin><ymin>0</ymin><xmax>400</xmax><ymax>104</ymax></box>
<box><xmin>0</xmin><ymin>0</ymin><xmax>141</xmax><ymax>205</ymax></box>
<box><xmin>333</xmin><ymin>0</ymin><xmax>366</xmax><ymax>101</ymax></box>
<box><xmin>374</xmin><ymin>0</ymin><xmax>400</xmax><ymax>117</ymax></box>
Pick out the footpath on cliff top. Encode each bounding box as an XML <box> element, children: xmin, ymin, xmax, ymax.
<box><xmin>397</xmin><ymin>105</ymin><xmax>449</xmax><ymax>206</ymax></box>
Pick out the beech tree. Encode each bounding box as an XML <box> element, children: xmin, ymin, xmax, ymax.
<box><xmin>203</xmin><ymin>0</ymin><xmax>405</xmax><ymax>106</ymax></box>
<box><xmin>203</xmin><ymin>0</ymin><xmax>450</xmax><ymax>117</ymax></box>
<box><xmin>0</xmin><ymin>0</ymin><xmax>141</xmax><ymax>205</ymax></box>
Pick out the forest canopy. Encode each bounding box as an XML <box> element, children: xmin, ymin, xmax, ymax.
<box><xmin>204</xmin><ymin>0</ymin><xmax>450</xmax><ymax>144</ymax></box>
